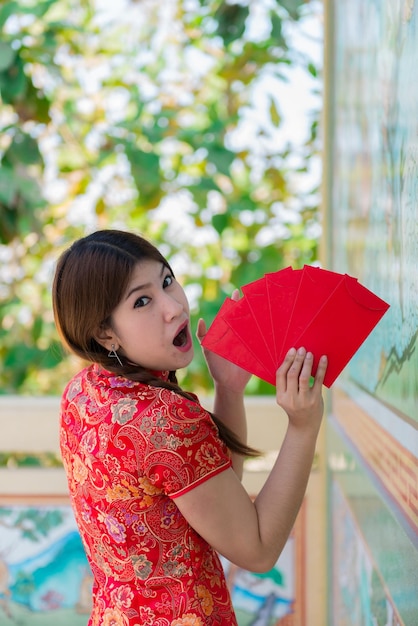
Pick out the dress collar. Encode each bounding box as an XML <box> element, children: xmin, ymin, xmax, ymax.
<box><xmin>93</xmin><ymin>364</ymin><xmax>170</xmax><ymax>384</ymax></box>
<box><xmin>150</xmin><ymin>370</ymin><xmax>170</xmax><ymax>382</ymax></box>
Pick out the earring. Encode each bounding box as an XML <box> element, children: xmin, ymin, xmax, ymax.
<box><xmin>108</xmin><ymin>344</ymin><xmax>123</xmax><ymax>367</ymax></box>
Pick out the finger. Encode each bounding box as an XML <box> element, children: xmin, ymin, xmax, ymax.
<box><xmin>286</xmin><ymin>347</ymin><xmax>307</xmax><ymax>388</ymax></box>
<box><xmin>276</xmin><ymin>347</ymin><xmax>297</xmax><ymax>394</ymax></box>
<box><xmin>298</xmin><ymin>351</ymin><xmax>314</xmax><ymax>392</ymax></box>
<box><xmin>196</xmin><ymin>318</ymin><xmax>207</xmax><ymax>343</ymax></box>
<box><xmin>312</xmin><ymin>354</ymin><xmax>328</xmax><ymax>388</ymax></box>
<box><xmin>231</xmin><ymin>288</ymin><xmax>241</xmax><ymax>302</ymax></box>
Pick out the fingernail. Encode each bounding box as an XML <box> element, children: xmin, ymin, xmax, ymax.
<box><xmin>298</xmin><ymin>347</ymin><xmax>305</xmax><ymax>355</ymax></box>
<box><xmin>320</xmin><ymin>355</ymin><xmax>328</xmax><ymax>362</ymax></box>
<box><xmin>288</xmin><ymin>348</ymin><xmax>296</xmax><ymax>356</ymax></box>
<box><xmin>306</xmin><ymin>351</ymin><xmax>313</xmax><ymax>359</ymax></box>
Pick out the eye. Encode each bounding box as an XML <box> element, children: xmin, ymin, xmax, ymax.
<box><xmin>133</xmin><ymin>296</ymin><xmax>151</xmax><ymax>309</ymax></box>
<box><xmin>163</xmin><ymin>274</ymin><xmax>174</xmax><ymax>288</ymax></box>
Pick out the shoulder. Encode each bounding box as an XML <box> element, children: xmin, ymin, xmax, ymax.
<box><xmin>152</xmin><ymin>388</ymin><xmax>216</xmax><ymax>428</ymax></box>
<box><xmin>61</xmin><ymin>366</ymin><xmax>90</xmax><ymax>407</ymax></box>
<box><xmin>62</xmin><ymin>365</ymin><xmax>151</xmax><ymax>405</ymax></box>
<box><xmin>61</xmin><ymin>368</ymin><xmax>214</xmax><ymax>436</ymax></box>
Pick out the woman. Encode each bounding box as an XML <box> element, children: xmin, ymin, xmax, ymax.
<box><xmin>52</xmin><ymin>229</ymin><xmax>327</xmax><ymax>626</ymax></box>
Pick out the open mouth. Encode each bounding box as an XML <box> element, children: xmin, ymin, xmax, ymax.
<box><xmin>173</xmin><ymin>325</ymin><xmax>189</xmax><ymax>348</ymax></box>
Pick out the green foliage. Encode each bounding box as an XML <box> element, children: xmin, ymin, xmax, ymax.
<box><xmin>0</xmin><ymin>450</ymin><xmax>62</xmax><ymax>467</ymax></box>
<box><xmin>0</xmin><ymin>0</ymin><xmax>322</xmax><ymax>395</ymax></box>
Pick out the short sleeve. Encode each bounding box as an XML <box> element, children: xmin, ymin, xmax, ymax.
<box><xmin>140</xmin><ymin>389</ymin><xmax>232</xmax><ymax>498</ymax></box>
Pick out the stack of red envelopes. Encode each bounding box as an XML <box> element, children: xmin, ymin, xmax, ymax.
<box><xmin>201</xmin><ymin>266</ymin><xmax>390</xmax><ymax>388</ymax></box>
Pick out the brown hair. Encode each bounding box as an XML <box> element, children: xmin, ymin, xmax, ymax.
<box><xmin>52</xmin><ymin>229</ymin><xmax>258</xmax><ymax>458</ymax></box>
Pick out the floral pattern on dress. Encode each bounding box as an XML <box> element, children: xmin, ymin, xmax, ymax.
<box><xmin>60</xmin><ymin>364</ymin><xmax>237</xmax><ymax>626</ymax></box>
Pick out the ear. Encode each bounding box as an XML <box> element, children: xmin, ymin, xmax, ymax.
<box><xmin>93</xmin><ymin>323</ymin><xmax>119</xmax><ymax>352</ymax></box>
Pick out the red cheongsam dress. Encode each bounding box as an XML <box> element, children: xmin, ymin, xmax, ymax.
<box><xmin>59</xmin><ymin>364</ymin><xmax>238</xmax><ymax>626</ymax></box>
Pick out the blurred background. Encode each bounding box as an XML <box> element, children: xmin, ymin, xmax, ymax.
<box><xmin>0</xmin><ymin>0</ymin><xmax>323</xmax><ymax>396</ymax></box>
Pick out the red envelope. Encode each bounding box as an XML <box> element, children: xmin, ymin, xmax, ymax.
<box><xmin>201</xmin><ymin>297</ymin><xmax>276</xmax><ymax>384</ymax></box>
<box><xmin>265</xmin><ymin>267</ymin><xmax>302</xmax><ymax>364</ymax></box>
<box><xmin>287</xmin><ymin>275</ymin><xmax>390</xmax><ymax>387</ymax></box>
<box><xmin>241</xmin><ymin>277</ymin><xmax>275</xmax><ymax>362</ymax></box>
<box><xmin>277</xmin><ymin>265</ymin><xmax>346</xmax><ymax>364</ymax></box>
<box><xmin>225</xmin><ymin>295</ymin><xmax>276</xmax><ymax>371</ymax></box>
<box><xmin>201</xmin><ymin>267</ymin><xmax>390</xmax><ymax>389</ymax></box>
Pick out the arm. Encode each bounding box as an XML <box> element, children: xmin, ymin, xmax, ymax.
<box><xmin>196</xmin><ymin>292</ymin><xmax>252</xmax><ymax>477</ymax></box>
<box><xmin>173</xmin><ymin>347</ymin><xmax>327</xmax><ymax>573</ymax></box>
<box><xmin>212</xmin><ymin>383</ymin><xmax>247</xmax><ymax>479</ymax></box>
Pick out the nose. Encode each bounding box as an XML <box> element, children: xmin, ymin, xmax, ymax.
<box><xmin>161</xmin><ymin>292</ymin><xmax>184</xmax><ymax>321</ymax></box>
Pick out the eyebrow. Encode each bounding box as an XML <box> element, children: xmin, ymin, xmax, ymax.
<box><xmin>125</xmin><ymin>264</ymin><xmax>166</xmax><ymax>300</ymax></box>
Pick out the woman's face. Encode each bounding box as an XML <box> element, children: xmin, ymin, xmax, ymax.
<box><xmin>105</xmin><ymin>260</ymin><xmax>194</xmax><ymax>372</ymax></box>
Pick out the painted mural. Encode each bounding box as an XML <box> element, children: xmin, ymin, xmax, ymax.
<box><xmin>326</xmin><ymin>1</ymin><xmax>418</xmax><ymax>624</ymax></box>
<box><xmin>330</xmin><ymin>0</ymin><xmax>418</xmax><ymax>423</ymax></box>
<box><xmin>328</xmin><ymin>426</ymin><xmax>418</xmax><ymax>625</ymax></box>
<box><xmin>0</xmin><ymin>503</ymin><xmax>303</xmax><ymax>626</ymax></box>
<box><xmin>0</xmin><ymin>504</ymin><xmax>92</xmax><ymax>625</ymax></box>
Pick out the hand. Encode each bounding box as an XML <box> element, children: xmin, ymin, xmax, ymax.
<box><xmin>197</xmin><ymin>290</ymin><xmax>252</xmax><ymax>394</ymax></box>
<box><xmin>276</xmin><ymin>347</ymin><xmax>327</xmax><ymax>433</ymax></box>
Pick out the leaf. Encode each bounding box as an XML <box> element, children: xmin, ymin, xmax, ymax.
<box><xmin>187</xmin><ymin>178</ymin><xmax>220</xmax><ymax>209</ymax></box>
<box><xmin>15</xmin><ymin>79</ymin><xmax>51</xmax><ymax>124</ymax></box>
<box><xmin>228</xmin><ymin>196</ymin><xmax>258</xmax><ymax>215</ymax></box>
<box><xmin>39</xmin><ymin>343</ymin><xmax>65</xmax><ymax>369</ymax></box>
<box><xmin>126</xmin><ymin>147</ymin><xmax>162</xmax><ymax>207</ymax></box>
<box><xmin>4</xmin><ymin>344</ymin><xmax>40</xmax><ymax>369</ymax></box>
<box><xmin>15</xmin><ymin>175</ymin><xmax>43</xmax><ymax>205</ymax></box>
<box><xmin>0</xmin><ymin>168</ymin><xmax>43</xmax><ymax>243</ymax></box>
<box><xmin>3</xmin><ymin>132</ymin><xmax>43</xmax><ymax>167</ymax></box>
<box><xmin>0</xmin><ymin>166</ymin><xmax>16</xmax><ymax>205</ymax></box>
<box><xmin>32</xmin><ymin>316</ymin><xmax>43</xmax><ymax>343</ymax></box>
<box><xmin>214</xmin><ymin>3</ymin><xmax>249</xmax><ymax>46</ymax></box>
<box><xmin>270</xmin><ymin>12</ymin><xmax>286</xmax><ymax>47</ymax></box>
<box><xmin>0</xmin><ymin>41</ymin><xmax>15</xmax><ymax>71</ymax></box>
<box><xmin>269</xmin><ymin>97</ymin><xmax>281</xmax><ymax>127</ymax></box>
<box><xmin>308</xmin><ymin>62</ymin><xmax>318</xmax><ymax>77</ymax></box>
<box><xmin>95</xmin><ymin>197</ymin><xmax>106</xmax><ymax>216</ymax></box>
<box><xmin>212</xmin><ymin>213</ymin><xmax>229</xmax><ymax>234</ymax></box>
<box><xmin>206</xmin><ymin>145</ymin><xmax>235</xmax><ymax>176</ymax></box>
<box><xmin>0</xmin><ymin>204</ymin><xmax>18</xmax><ymax>243</ymax></box>
<box><xmin>276</xmin><ymin>0</ymin><xmax>305</xmax><ymax>20</ymax></box>
<box><xmin>0</xmin><ymin>55</ymin><xmax>27</xmax><ymax>103</ymax></box>
<box><xmin>194</xmin><ymin>177</ymin><xmax>220</xmax><ymax>192</ymax></box>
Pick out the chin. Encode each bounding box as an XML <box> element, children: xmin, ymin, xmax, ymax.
<box><xmin>178</xmin><ymin>348</ymin><xmax>194</xmax><ymax>369</ymax></box>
